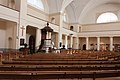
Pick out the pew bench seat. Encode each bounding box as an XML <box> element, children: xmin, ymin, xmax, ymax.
<box><xmin>0</xmin><ymin>70</ymin><xmax>119</xmax><ymax>79</ymax></box>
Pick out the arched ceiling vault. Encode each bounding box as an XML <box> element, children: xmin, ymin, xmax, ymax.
<box><xmin>60</xmin><ymin>0</ymin><xmax>73</xmax><ymax>13</ymax></box>
<box><xmin>46</xmin><ymin>0</ymin><xmax>120</xmax><ymax>24</ymax></box>
<box><xmin>78</xmin><ymin>0</ymin><xmax>120</xmax><ymax>23</ymax></box>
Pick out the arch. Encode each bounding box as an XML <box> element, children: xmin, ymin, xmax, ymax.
<box><xmin>97</xmin><ymin>12</ymin><xmax>118</xmax><ymax>23</ymax></box>
<box><xmin>83</xmin><ymin>44</ymin><xmax>86</xmax><ymax>50</ymax></box>
<box><xmin>51</xmin><ymin>17</ymin><xmax>55</xmax><ymax>23</ymax></box>
<box><xmin>29</xmin><ymin>35</ymin><xmax>35</xmax><ymax>54</ymax></box>
<box><xmin>63</xmin><ymin>10</ymin><xmax>69</xmax><ymax>23</ymax></box>
<box><xmin>70</xmin><ymin>26</ymin><xmax>73</xmax><ymax>31</ymax></box>
<box><xmin>78</xmin><ymin>0</ymin><xmax>111</xmax><ymax>23</ymax></box>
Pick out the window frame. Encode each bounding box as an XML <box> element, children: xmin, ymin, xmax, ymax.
<box><xmin>96</xmin><ymin>12</ymin><xmax>118</xmax><ymax>23</ymax></box>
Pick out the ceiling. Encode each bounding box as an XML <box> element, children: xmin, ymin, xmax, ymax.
<box><xmin>46</xmin><ymin>0</ymin><xmax>120</xmax><ymax>24</ymax></box>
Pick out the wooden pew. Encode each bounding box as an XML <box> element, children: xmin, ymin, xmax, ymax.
<box><xmin>0</xmin><ymin>51</ymin><xmax>120</xmax><ymax>80</ymax></box>
<box><xmin>0</xmin><ymin>64</ymin><xmax>120</xmax><ymax>71</ymax></box>
<box><xmin>0</xmin><ymin>51</ymin><xmax>28</xmax><ymax>64</ymax></box>
<box><xmin>0</xmin><ymin>70</ymin><xmax>119</xmax><ymax>80</ymax></box>
<box><xmin>2</xmin><ymin>60</ymin><xmax>120</xmax><ymax>65</ymax></box>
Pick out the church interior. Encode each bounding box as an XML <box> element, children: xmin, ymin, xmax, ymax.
<box><xmin>0</xmin><ymin>0</ymin><xmax>120</xmax><ymax>80</ymax></box>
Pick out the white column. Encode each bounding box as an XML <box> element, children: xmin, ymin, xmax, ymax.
<box><xmin>57</xmin><ymin>13</ymin><xmax>63</xmax><ymax>49</ymax></box>
<box><xmin>17</xmin><ymin>0</ymin><xmax>27</xmax><ymax>49</ymax></box>
<box><xmin>76</xmin><ymin>37</ymin><xmax>79</xmax><ymax>49</ymax></box>
<box><xmin>57</xmin><ymin>33</ymin><xmax>62</xmax><ymax>49</ymax></box>
<box><xmin>65</xmin><ymin>35</ymin><xmax>68</xmax><ymax>49</ymax></box>
<box><xmin>70</xmin><ymin>36</ymin><xmax>73</xmax><ymax>48</ymax></box>
<box><xmin>35</xmin><ymin>28</ymin><xmax>41</xmax><ymax>49</ymax></box>
<box><xmin>86</xmin><ymin>37</ymin><xmax>89</xmax><ymax>50</ymax></box>
<box><xmin>16</xmin><ymin>24</ymin><xmax>19</xmax><ymax>49</ymax></box>
<box><xmin>110</xmin><ymin>37</ymin><xmax>113</xmax><ymax>51</ymax></box>
<box><xmin>97</xmin><ymin>37</ymin><xmax>100</xmax><ymax>51</ymax></box>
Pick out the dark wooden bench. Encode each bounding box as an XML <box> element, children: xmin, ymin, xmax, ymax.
<box><xmin>0</xmin><ymin>70</ymin><xmax>119</xmax><ymax>80</ymax></box>
<box><xmin>0</xmin><ymin>64</ymin><xmax>120</xmax><ymax>71</ymax></box>
<box><xmin>2</xmin><ymin>60</ymin><xmax>120</xmax><ymax>65</ymax></box>
<box><xmin>0</xmin><ymin>51</ymin><xmax>120</xmax><ymax>80</ymax></box>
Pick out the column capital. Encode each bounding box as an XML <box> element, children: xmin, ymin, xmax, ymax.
<box><xmin>86</xmin><ymin>37</ymin><xmax>89</xmax><ymax>50</ymax></box>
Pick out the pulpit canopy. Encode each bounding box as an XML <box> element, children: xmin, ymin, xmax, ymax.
<box><xmin>41</xmin><ymin>23</ymin><xmax>53</xmax><ymax>32</ymax></box>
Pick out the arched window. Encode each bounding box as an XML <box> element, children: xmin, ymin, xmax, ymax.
<box><xmin>27</xmin><ymin>0</ymin><xmax>44</xmax><ymax>10</ymax></box>
<box><xmin>97</xmin><ymin>12</ymin><xmax>118</xmax><ymax>23</ymax></box>
<box><xmin>70</xmin><ymin>26</ymin><xmax>73</xmax><ymax>31</ymax></box>
<box><xmin>63</xmin><ymin>13</ymin><xmax>67</xmax><ymax>22</ymax></box>
<box><xmin>51</xmin><ymin>17</ymin><xmax>55</xmax><ymax>23</ymax></box>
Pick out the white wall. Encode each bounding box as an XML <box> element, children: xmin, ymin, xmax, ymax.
<box><xmin>63</xmin><ymin>22</ymin><xmax>68</xmax><ymax>29</ymax></box>
<box><xmin>27</xmin><ymin>14</ymin><xmax>59</xmax><ymax>33</ymax></box>
<box><xmin>0</xmin><ymin>21</ymin><xmax>6</xmax><ymax>48</ymax></box>
<box><xmin>49</xmin><ymin>13</ymin><xmax>60</xmax><ymax>26</ymax></box>
<box><xmin>6</xmin><ymin>22</ymin><xmax>17</xmax><ymax>49</ymax></box>
<box><xmin>68</xmin><ymin>23</ymin><xmax>79</xmax><ymax>32</ymax></box>
<box><xmin>27</xmin><ymin>5</ymin><xmax>49</xmax><ymax>21</ymax></box>
<box><xmin>0</xmin><ymin>21</ymin><xmax>16</xmax><ymax>49</ymax></box>
<box><xmin>0</xmin><ymin>5</ymin><xmax>19</xmax><ymax>23</ymax></box>
<box><xmin>82</xmin><ymin>22</ymin><xmax>120</xmax><ymax>32</ymax></box>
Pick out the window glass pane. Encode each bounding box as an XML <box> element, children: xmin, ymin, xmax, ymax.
<box><xmin>63</xmin><ymin>13</ymin><xmax>67</xmax><ymax>22</ymax></box>
<box><xmin>27</xmin><ymin>0</ymin><xmax>44</xmax><ymax>10</ymax></box>
<box><xmin>27</xmin><ymin>0</ymin><xmax>34</xmax><ymax>4</ymax></box>
<box><xmin>37</xmin><ymin>0</ymin><xmax>44</xmax><ymax>10</ymax></box>
<box><xmin>97</xmin><ymin>12</ymin><xmax>118</xmax><ymax>23</ymax></box>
